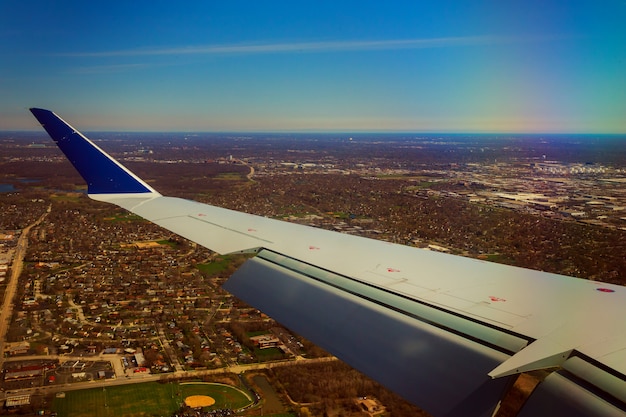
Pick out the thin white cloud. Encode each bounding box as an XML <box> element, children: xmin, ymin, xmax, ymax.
<box><xmin>59</xmin><ymin>35</ymin><xmax>522</xmax><ymax>58</ymax></box>
<box><xmin>70</xmin><ymin>63</ymin><xmax>152</xmax><ymax>74</ymax></box>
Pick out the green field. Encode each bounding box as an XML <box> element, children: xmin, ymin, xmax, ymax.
<box><xmin>196</xmin><ymin>260</ymin><xmax>230</xmax><ymax>275</ymax></box>
<box><xmin>214</xmin><ymin>172</ymin><xmax>245</xmax><ymax>181</ymax></box>
<box><xmin>50</xmin><ymin>193</ymin><xmax>84</xmax><ymax>202</ymax></box>
<box><xmin>52</xmin><ymin>381</ymin><xmax>253</xmax><ymax>417</ymax></box>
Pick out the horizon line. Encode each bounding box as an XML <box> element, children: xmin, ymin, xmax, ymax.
<box><xmin>4</xmin><ymin>128</ymin><xmax>624</xmax><ymax>136</ymax></box>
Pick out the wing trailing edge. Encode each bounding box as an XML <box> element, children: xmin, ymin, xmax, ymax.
<box><xmin>31</xmin><ymin>108</ymin><xmax>626</xmax><ymax>417</ymax></box>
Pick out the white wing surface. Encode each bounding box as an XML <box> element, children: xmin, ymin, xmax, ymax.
<box><xmin>30</xmin><ymin>108</ymin><xmax>626</xmax><ymax>417</ymax></box>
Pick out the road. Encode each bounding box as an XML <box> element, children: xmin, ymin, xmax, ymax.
<box><xmin>0</xmin><ymin>206</ymin><xmax>50</xmax><ymax>363</ymax></box>
<box><xmin>2</xmin><ymin>354</ymin><xmax>338</xmax><ymax>400</ymax></box>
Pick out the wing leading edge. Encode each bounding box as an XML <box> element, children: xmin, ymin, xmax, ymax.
<box><xmin>30</xmin><ymin>108</ymin><xmax>626</xmax><ymax>417</ymax></box>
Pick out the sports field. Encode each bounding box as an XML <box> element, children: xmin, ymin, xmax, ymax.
<box><xmin>52</xmin><ymin>381</ymin><xmax>253</xmax><ymax>417</ymax></box>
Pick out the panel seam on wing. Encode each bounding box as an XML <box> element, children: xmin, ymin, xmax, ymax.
<box><xmin>186</xmin><ymin>214</ymin><xmax>274</xmax><ymax>244</ymax></box>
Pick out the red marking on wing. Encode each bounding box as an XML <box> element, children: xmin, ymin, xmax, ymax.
<box><xmin>489</xmin><ymin>296</ymin><xmax>506</xmax><ymax>302</ymax></box>
<box><xmin>597</xmin><ymin>288</ymin><xmax>615</xmax><ymax>293</ymax></box>
<box><xmin>309</xmin><ymin>246</ymin><xmax>320</xmax><ymax>250</ymax></box>
<box><xmin>198</xmin><ymin>213</ymin><xmax>206</xmax><ymax>217</ymax></box>
<box><xmin>387</xmin><ymin>268</ymin><xmax>401</xmax><ymax>273</ymax></box>
<box><xmin>248</xmin><ymin>228</ymin><xmax>257</xmax><ymax>232</ymax></box>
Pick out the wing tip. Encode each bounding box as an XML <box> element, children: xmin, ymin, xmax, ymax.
<box><xmin>30</xmin><ymin>108</ymin><xmax>160</xmax><ymax>196</ymax></box>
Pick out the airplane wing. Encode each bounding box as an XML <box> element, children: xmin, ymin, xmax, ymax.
<box><xmin>30</xmin><ymin>108</ymin><xmax>626</xmax><ymax>417</ymax></box>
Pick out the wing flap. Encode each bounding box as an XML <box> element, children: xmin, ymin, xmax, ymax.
<box><xmin>224</xmin><ymin>253</ymin><xmax>516</xmax><ymax>417</ymax></box>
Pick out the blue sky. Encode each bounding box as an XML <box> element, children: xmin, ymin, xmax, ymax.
<box><xmin>1</xmin><ymin>1</ymin><xmax>625</xmax><ymax>132</ymax></box>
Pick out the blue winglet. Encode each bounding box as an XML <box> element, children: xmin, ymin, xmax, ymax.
<box><xmin>30</xmin><ymin>108</ymin><xmax>158</xmax><ymax>195</ymax></box>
